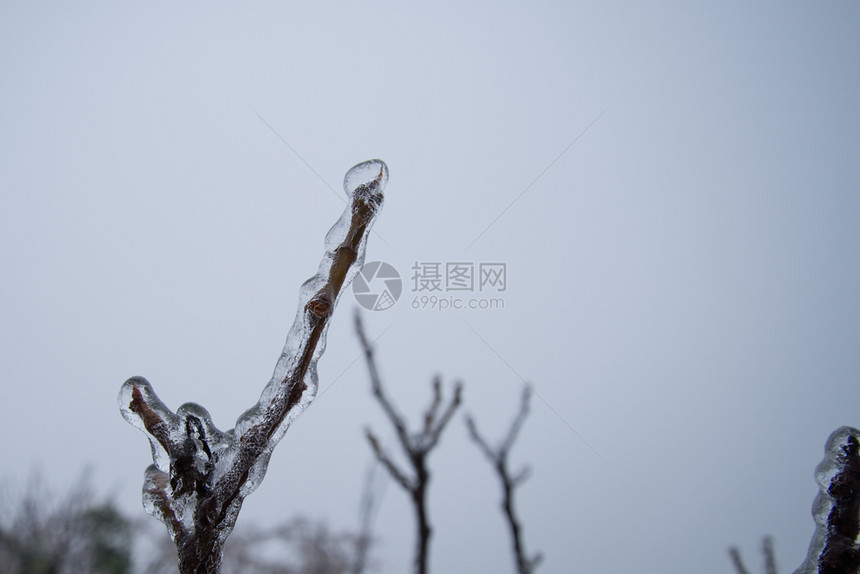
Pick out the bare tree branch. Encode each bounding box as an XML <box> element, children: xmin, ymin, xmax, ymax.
<box><xmin>465</xmin><ymin>385</ymin><xmax>542</xmax><ymax>574</ymax></box>
<box><xmin>423</xmin><ymin>377</ymin><xmax>443</xmax><ymax>436</ymax></box>
<box><xmin>464</xmin><ymin>417</ymin><xmax>494</xmax><ymax>460</ymax></box>
<box><xmin>421</xmin><ymin>381</ymin><xmax>462</xmax><ymax>454</ymax></box>
<box><xmin>729</xmin><ymin>537</ymin><xmax>778</xmax><ymax>574</ymax></box>
<box><xmin>119</xmin><ymin>160</ymin><xmax>388</xmax><ymax>574</ymax></box>
<box><xmin>511</xmin><ymin>465</ymin><xmax>531</xmax><ymax>488</ymax></box>
<box><xmin>352</xmin><ymin>460</ymin><xmax>385</xmax><ymax>574</ymax></box>
<box><xmin>730</xmin><ymin>547</ymin><xmax>752</xmax><ymax>574</ymax></box>
<box><xmin>365</xmin><ymin>429</ymin><xmax>413</xmax><ymax>493</ymax></box>
<box><xmin>501</xmin><ymin>385</ymin><xmax>532</xmax><ymax>455</ymax></box>
<box><xmin>763</xmin><ymin>536</ymin><xmax>777</xmax><ymax>574</ymax></box>
<box><xmin>356</xmin><ymin>312</ymin><xmax>462</xmax><ymax>574</ymax></box>
<box><xmin>355</xmin><ymin>312</ymin><xmax>411</xmax><ymax>450</ymax></box>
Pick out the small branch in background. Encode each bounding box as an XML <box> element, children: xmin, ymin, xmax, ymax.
<box><xmin>729</xmin><ymin>536</ymin><xmax>778</xmax><ymax>574</ymax></box>
<box><xmin>729</xmin><ymin>546</ymin><xmax>752</xmax><ymax>574</ymax></box>
<box><xmin>352</xmin><ymin>460</ymin><xmax>387</xmax><ymax>574</ymax></box>
<box><xmin>763</xmin><ymin>536</ymin><xmax>777</xmax><ymax>574</ymax></box>
<box><xmin>465</xmin><ymin>385</ymin><xmax>542</xmax><ymax>574</ymax></box>
<box><xmin>118</xmin><ymin>160</ymin><xmax>388</xmax><ymax>574</ymax></box>
<box><xmin>355</xmin><ymin>311</ymin><xmax>462</xmax><ymax>574</ymax></box>
<box><xmin>794</xmin><ymin>426</ymin><xmax>860</xmax><ymax>574</ymax></box>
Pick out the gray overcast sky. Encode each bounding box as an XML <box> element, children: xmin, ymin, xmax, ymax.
<box><xmin>2</xmin><ymin>2</ymin><xmax>859</xmax><ymax>573</ymax></box>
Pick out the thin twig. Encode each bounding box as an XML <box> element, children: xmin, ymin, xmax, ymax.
<box><xmin>356</xmin><ymin>312</ymin><xmax>462</xmax><ymax>574</ymax></box>
<box><xmin>728</xmin><ymin>537</ymin><xmax>778</xmax><ymax>574</ymax></box>
<box><xmin>352</xmin><ymin>460</ymin><xmax>384</xmax><ymax>574</ymax></box>
<box><xmin>365</xmin><ymin>430</ymin><xmax>413</xmax><ymax>492</ymax></box>
<box><xmin>465</xmin><ymin>386</ymin><xmax>542</xmax><ymax>574</ymax></box>
<box><xmin>763</xmin><ymin>537</ymin><xmax>777</xmax><ymax>574</ymax></box>
<box><xmin>729</xmin><ymin>547</ymin><xmax>751</xmax><ymax>574</ymax></box>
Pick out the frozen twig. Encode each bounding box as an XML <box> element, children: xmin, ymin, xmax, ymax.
<box><xmin>355</xmin><ymin>312</ymin><xmax>462</xmax><ymax>574</ymax></box>
<box><xmin>465</xmin><ymin>386</ymin><xmax>542</xmax><ymax>574</ymax></box>
<box><xmin>118</xmin><ymin>160</ymin><xmax>388</xmax><ymax>574</ymax></box>
<box><xmin>794</xmin><ymin>426</ymin><xmax>860</xmax><ymax>574</ymax></box>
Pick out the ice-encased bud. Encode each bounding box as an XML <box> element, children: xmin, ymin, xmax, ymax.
<box><xmin>176</xmin><ymin>402</ymin><xmax>231</xmax><ymax>467</ymax></box>
<box><xmin>344</xmin><ymin>159</ymin><xmax>388</xmax><ymax>202</ymax></box>
<box><xmin>176</xmin><ymin>402</ymin><xmax>229</xmax><ymax>446</ymax></box>
<box><xmin>119</xmin><ymin>376</ymin><xmax>177</xmax><ymax>472</ymax></box>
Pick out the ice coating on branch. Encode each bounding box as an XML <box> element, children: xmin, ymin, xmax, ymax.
<box><xmin>793</xmin><ymin>426</ymin><xmax>860</xmax><ymax>574</ymax></box>
<box><xmin>117</xmin><ymin>159</ymin><xmax>387</xmax><ymax>573</ymax></box>
<box><xmin>345</xmin><ymin>159</ymin><xmax>388</xmax><ymax>198</ymax></box>
<box><xmin>119</xmin><ymin>377</ymin><xmax>176</xmax><ymax>472</ymax></box>
<box><xmin>234</xmin><ymin>158</ymin><xmax>387</xmax><ymax>454</ymax></box>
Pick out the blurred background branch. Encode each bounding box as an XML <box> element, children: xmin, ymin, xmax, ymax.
<box><xmin>465</xmin><ymin>386</ymin><xmax>542</xmax><ymax>574</ymax></box>
<box><xmin>355</xmin><ymin>311</ymin><xmax>462</xmax><ymax>574</ymax></box>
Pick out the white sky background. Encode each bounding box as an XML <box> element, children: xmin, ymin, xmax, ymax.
<box><xmin>1</xmin><ymin>2</ymin><xmax>859</xmax><ymax>573</ymax></box>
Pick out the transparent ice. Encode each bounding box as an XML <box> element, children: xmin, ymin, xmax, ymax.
<box><xmin>118</xmin><ymin>159</ymin><xmax>388</xmax><ymax>573</ymax></box>
<box><xmin>793</xmin><ymin>425</ymin><xmax>860</xmax><ymax>574</ymax></box>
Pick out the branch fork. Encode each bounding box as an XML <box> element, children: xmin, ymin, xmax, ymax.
<box><xmin>465</xmin><ymin>386</ymin><xmax>542</xmax><ymax>574</ymax></box>
<box><xmin>355</xmin><ymin>312</ymin><xmax>462</xmax><ymax>574</ymax></box>
<box><xmin>119</xmin><ymin>160</ymin><xmax>388</xmax><ymax>574</ymax></box>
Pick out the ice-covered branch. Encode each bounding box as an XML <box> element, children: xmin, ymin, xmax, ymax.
<box><xmin>355</xmin><ymin>312</ymin><xmax>462</xmax><ymax>574</ymax></box>
<box><xmin>118</xmin><ymin>159</ymin><xmax>388</xmax><ymax>574</ymax></box>
<box><xmin>794</xmin><ymin>426</ymin><xmax>860</xmax><ymax>574</ymax></box>
<box><xmin>465</xmin><ymin>386</ymin><xmax>542</xmax><ymax>574</ymax></box>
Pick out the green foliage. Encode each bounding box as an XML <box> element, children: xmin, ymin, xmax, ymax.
<box><xmin>81</xmin><ymin>504</ymin><xmax>134</xmax><ymax>574</ymax></box>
